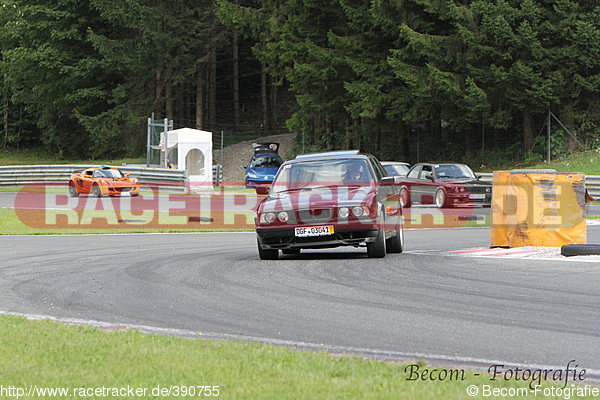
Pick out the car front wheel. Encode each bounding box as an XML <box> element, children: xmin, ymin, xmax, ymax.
<box><xmin>257</xmin><ymin>238</ymin><xmax>279</xmax><ymax>260</ymax></box>
<box><xmin>92</xmin><ymin>184</ymin><xmax>102</xmax><ymax>198</ymax></box>
<box><xmin>367</xmin><ymin>223</ymin><xmax>386</xmax><ymax>258</ymax></box>
<box><xmin>399</xmin><ymin>186</ymin><xmax>410</xmax><ymax>208</ymax></box>
<box><xmin>435</xmin><ymin>188</ymin><xmax>447</xmax><ymax>208</ymax></box>
<box><xmin>386</xmin><ymin>220</ymin><xmax>403</xmax><ymax>253</ymax></box>
<box><xmin>68</xmin><ymin>182</ymin><xmax>79</xmax><ymax>197</ymax></box>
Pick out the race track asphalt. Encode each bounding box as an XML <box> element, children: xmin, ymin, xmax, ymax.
<box><xmin>1</xmin><ymin>226</ymin><xmax>600</xmax><ymax>372</ymax></box>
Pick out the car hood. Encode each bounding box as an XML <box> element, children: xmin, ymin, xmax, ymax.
<box><xmin>437</xmin><ymin>178</ymin><xmax>490</xmax><ymax>186</ymax></box>
<box><xmin>262</xmin><ymin>185</ymin><xmax>375</xmax><ymax>210</ymax></box>
<box><xmin>97</xmin><ymin>178</ymin><xmax>136</xmax><ymax>185</ymax></box>
<box><xmin>248</xmin><ymin>167</ymin><xmax>279</xmax><ymax>177</ymax></box>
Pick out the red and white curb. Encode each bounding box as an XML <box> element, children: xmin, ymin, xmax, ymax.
<box><xmin>410</xmin><ymin>246</ymin><xmax>600</xmax><ymax>262</ymax></box>
<box><xmin>447</xmin><ymin>248</ymin><xmax>541</xmax><ymax>258</ymax></box>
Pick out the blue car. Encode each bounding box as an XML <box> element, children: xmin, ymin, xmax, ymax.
<box><xmin>245</xmin><ymin>143</ymin><xmax>283</xmax><ymax>188</ymax></box>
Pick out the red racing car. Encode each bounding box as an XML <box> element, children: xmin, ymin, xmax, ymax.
<box><xmin>396</xmin><ymin>162</ymin><xmax>491</xmax><ymax>208</ymax></box>
<box><xmin>254</xmin><ymin>150</ymin><xmax>404</xmax><ymax>260</ymax></box>
<box><xmin>69</xmin><ymin>166</ymin><xmax>140</xmax><ymax>197</ymax></box>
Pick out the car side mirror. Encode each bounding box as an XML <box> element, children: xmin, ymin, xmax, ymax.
<box><xmin>425</xmin><ymin>174</ymin><xmax>434</xmax><ymax>181</ymax></box>
<box><xmin>255</xmin><ymin>186</ymin><xmax>269</xmax><ymax>195</ymax></box>
<box><xmin>381</xmin><ymin>176</ymin><xmax>395</xmax><ymax>186</ymax></box>
<box><xmin>244</xmin><ymin>165</ymin><xmax>248</xmax><ymax>169</ymax></box>
<box><xmin>476</xmin><ymin>174</ymin><xmax>482</xmax><ymax>179</ymax></box>
<box><xmin>125</xmin><ymin>173</ymin><xmax>130</xmax><ymax>177</ymax></box>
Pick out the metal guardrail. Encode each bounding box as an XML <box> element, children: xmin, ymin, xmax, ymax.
<box><xmin>0</xmin><ymin>165</ymin><xmax>189</xmax><ymax>193</ymax></box>
<box><xmin>585</xmin><ymin>176</ymin><xmax>600</xmax><ymax>198</ymax></box>
<box><xmin>0</xmin><ymin>164</ymin><xmax>224</xmax><ymax>193</ymax></box>
<box><xmin>0</xmin><ymin>166</ymin><xmax>596</xmax><ymax>197</ymax></box>
<box><xmin>478</xmin><ymin>172</ymin><xmax>600</xmax><ymax>198</ymax></box>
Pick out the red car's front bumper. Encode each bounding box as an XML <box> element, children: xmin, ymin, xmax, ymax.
<box><xmin>256</xmin><ymin>224</ymin><xmax>379</xmax><ymax>250</ymax></box>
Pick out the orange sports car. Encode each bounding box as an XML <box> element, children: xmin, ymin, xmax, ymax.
<box><xmin>69</xmin><ymin>166</ymin><xmax>140</xmax><ymax>197</ymax></box>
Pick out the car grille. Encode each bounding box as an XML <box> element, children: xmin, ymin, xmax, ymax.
<box><xmin>116</xmin><ymin>187</ymin><xmax>132</xmax><ymax>192</ymax></box>
<box><xmin>466</xmin><ymin>186</ymin><xmax>491</xmax><ymax>194</ymax></box>
<box><xmin>297</xmin><ymin>209</ymin><xmax>333</xmax><ymax>224</ymax></box>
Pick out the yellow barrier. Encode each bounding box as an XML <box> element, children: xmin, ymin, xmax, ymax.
<box><xmin>490</xmin><ymin>170</ymin><xmax>588</xmax><ymax>247</ymax></box>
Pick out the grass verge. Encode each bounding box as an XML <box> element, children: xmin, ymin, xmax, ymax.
<box><xmin>530</xmin><ymin>149</ymin><xmax>600</xmax><ymax>175</ymax></box>
<box><xmin>0</xmin><ymin>208</ymin><xmax>255</xmax><ymax>235</ymax></box>
<box><xmin>1</xmin><ymin>314</ymin><xmax>589</xmax><ymax>399</ymax></box>
<box><xmin>0</xmin><ymin>148</ymin><xmax>146</xmax><ymax>166</ymax></box>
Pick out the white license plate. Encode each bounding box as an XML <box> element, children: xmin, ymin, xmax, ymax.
<box><xmin>468</xmin><ymin>194</ymin><xmax>485</xmax><ymax>200</ymax></box>
<box><xmin>295</xmin><ymin>225</ymin><xmax>335</xmax><ymax>237</ymax></box>
<box><xmin>120</xmin><ymin>192</ymin><xmax>131</xmax><ymax>197</ymax></box>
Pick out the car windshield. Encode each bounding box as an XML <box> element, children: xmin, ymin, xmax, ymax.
<box><xmin>434</xmin><ymin>164</ymin><xmax>476</xmax><ymax>179</ymax></box>
<box><xmin>250</xmin><ymin>154</ymin><xmax>282</xmax><ymax>169</ymax></box>
<box><xmin>271</xmin><ymin>159</ymin><xmax>374</xmax><ymax>193</ymax></box>
<box><xmin>384</xmin><ymin>164</ymin><xmax>409</xmax><ymax>177</ymax></box>
<box><xmin>93</xmin><ymin>169</ymin><xmax>125</xmax><ymax>179</ymax></box>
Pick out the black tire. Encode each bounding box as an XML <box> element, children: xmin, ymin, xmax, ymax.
<box><xmin>257</xmin><ymin>238</ymin><xmax>278</xmax><ymax>260</ymax></box>
<box><xmin>92</xmin><ymin>184</ymin><xmax>102</xmax><ymax>198</ymax></box>
<box><xmin>435</xmin><ymin>188</ymin><xmax>447</xmax><ymax>208</ymax></box>
<box><xmin>399</xmin><ymin>186</ymin><xmax>411</xmax><ymax>208</ymax></box>
<box><xmin>385</xmin><ymin>220</ymin><xmax>404</xmax><ymax>254</ymax></box>
<box><xmin>561</xmin><ymin>244</ymin><xmax>600</xmax><ymax>257</ymax></box>
<box><xmin>282</xmin><ymin>248</ymin><xmax>301</xmax><ymax>255</ymax></box>
<box><xmin>367</xmin><ymin>223</ymin><xmax>386</xmax><ymax>258</ymax></box>
<box><xmin>68</xmin><ymin>182</ymin><xmax>79</xmax><ymax>197</ymax></box>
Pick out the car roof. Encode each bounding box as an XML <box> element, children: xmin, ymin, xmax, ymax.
<box><xmin>428</xmin><ymin>162</ymin><xmax>465</xmax><ymax>165</ymax></box>
<box><xmin>413</xmin><ymin>162</ymin><xmax>467</xmax><ymax>167</ymax></box>
<box><xmin>84</xmin><ymin>166</ymin><xmax>110</xmax><ymax>171</ymax></box>
<box><xmin>86</xmin><ymin>166</ymin><xmax>117</xmax><ymax>169</ymax></box>
<box><xmin>293</xmin><ymin>150</ymin><xmax>364</xmax><ymax>162</ymax></box>
<box><xmin>381</xmin><ymin>161</ymin><xmax>409</xmax><ymax>165</ymax></box>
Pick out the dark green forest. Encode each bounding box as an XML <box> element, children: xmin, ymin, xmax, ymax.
<box><xmin>2</xmin><ymin>0</ymin><xmax>600</xmax><ymax>165</ymax></box>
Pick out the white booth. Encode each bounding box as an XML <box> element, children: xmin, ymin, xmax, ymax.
<box><xmin>162</xmin><ymin>128</ymin><xmax>213</xmax><ymax>189</ymax></box>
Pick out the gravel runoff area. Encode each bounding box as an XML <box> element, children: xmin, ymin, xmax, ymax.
<box><xmin>218</xmin><ymin>133</ymin><xmax>295</xmax><ymax>184</ymax></box>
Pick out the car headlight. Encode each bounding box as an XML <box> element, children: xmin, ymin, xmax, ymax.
<box><xmin>260</xmin><ymin>211</ymin><xmax>290</xmax><ymax>224</ymax></box>
<box><xmin>352</xmin><ymin>206</ymin><xmax>364</xmax><ymax>217</ymax></box>
<box><xmin>264</xmin><ymin>212</ymin><xmax>277</xmax><ymax>223</ymax></box>
<box><xmin>338</xmin><ymin>207</ymin><xmax>350</xmax><ymax>218</ymax></box>
<box><xmin>101</xmin><ymin>179</ymin><xmax>109</xmax><ymax>185</ymax></box>
<box><xmin>248</xmin><ymin>173</ymin><xmax>258</xmax><ymax>179</ymax></box>
<box><xmin>133</xmin><ymin>177</ymin><xmax>138</xmax><ymax>184</ymax></box>
<box><xmin>278</xmin><ymin>211</ymin><xmax>289</xmax><ymax>222</ymax></box>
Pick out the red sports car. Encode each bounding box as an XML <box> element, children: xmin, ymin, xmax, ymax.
<box><xmin>69</xmin><ymin>166</ymin><xmax>140</xmax><ymax>197</ymax></box>
<box><xmin>396</xmin><ymin>162</ymin><xmax>491</xmax><ymax>208</ymax></box>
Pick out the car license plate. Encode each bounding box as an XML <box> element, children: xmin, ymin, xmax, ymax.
<box><xmin>295</xmin><ymin>225</ymin><xmax>334</xmax><ymax>237</ymax></box>
<box><xmin>468</xmin><ymin>194</ymin><xmax>485</xmax><ymax>200</ymax></box>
